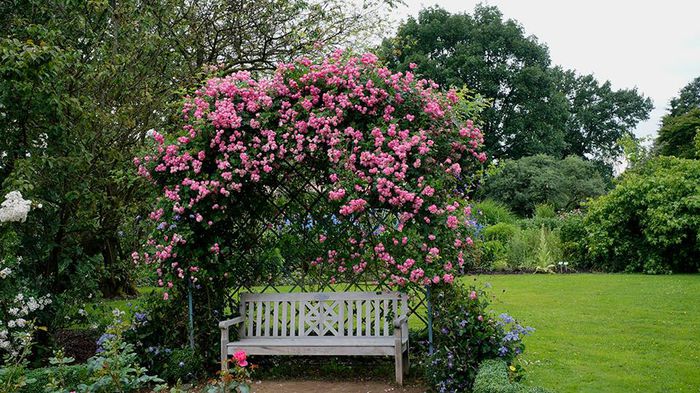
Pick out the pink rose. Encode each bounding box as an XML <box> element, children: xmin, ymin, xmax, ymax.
<box><xmin>446</xmin><ymin>215</ymin><xmax>458</xmax><ymax>229</ymax></box>
<box><xmin>233</xmin><ymin>350</ymin><xmax>248</xmax><ymax>367</ymax></box>
<box><xmin>469</xmin><ymin>291</ymin><xmax>478</xmax><ymax>300</ymax></box>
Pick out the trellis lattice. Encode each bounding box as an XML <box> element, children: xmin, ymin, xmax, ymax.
<box><xmin>217</xmin><ymin>156</ymin><xmax>429</xmax><ymax>330</ymax></box>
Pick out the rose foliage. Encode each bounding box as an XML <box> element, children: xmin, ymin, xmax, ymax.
<box><xmin>135</xmin><ymin>51</ymin><xmax>487</xmax><ymax>298</ymax></box>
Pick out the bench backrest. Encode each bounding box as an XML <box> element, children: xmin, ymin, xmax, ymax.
<box><xmin>238</xmin><ymin>291</ymin><xmax>408</xmax><ymax>338</ymax></box>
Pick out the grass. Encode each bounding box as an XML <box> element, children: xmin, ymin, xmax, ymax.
<box><xmin>467</xmin><ymin>273</ymin><xmax>700</xmax><ymax>393</ymax></box>
<box><xmin>98</xmin><ymin>274</ymin><xmax>700</xmax><ymax>392</ymax></box>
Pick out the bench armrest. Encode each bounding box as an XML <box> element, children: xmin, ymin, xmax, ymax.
<box><xmin>219</xmin><ymin>316</ymin><xmax>244</xmax><ymax>330</ymax></box>
<box><xmin>393</xmin><ymin>314</ymin><xmax>408</xmax><ymax>328</ymax></box>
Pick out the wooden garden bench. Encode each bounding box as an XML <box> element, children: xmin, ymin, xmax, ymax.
<box><xmin>219</xmin><ymin>291</ymin><xmax>410</xmax><ymax>384</ymax></box>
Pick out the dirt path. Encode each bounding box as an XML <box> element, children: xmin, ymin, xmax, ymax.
<box><xmin>251</xmin><ymin>380</ymin><xmax>427</xmax><ymax>393</ymax></box>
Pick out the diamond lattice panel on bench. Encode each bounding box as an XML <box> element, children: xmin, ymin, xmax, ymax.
<box><xmin>238</xmin><ymin>292</ymin><xmax>407</xmax><ymax>339</ymax></box>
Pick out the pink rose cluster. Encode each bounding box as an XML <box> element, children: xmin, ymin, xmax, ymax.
<box><xmin>232</xmin><ymin>350</ymin><xmax>248</xmax><ymax>367</ymax></box>
<box><xmin>135</xmin><ymin>50</ymin><xmax>486</xmax><ymax>291</ymax></box>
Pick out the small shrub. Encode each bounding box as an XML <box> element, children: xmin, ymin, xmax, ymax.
<box><xmin>479</xmin><ymin>223</ymin><xmax>519</xmax><ymax>270</ymax></box>
<box><xmin>158</xmin><ymin>348</ymin><xmax>204</xmax><ymax>384</ymax></box>
<box><xmin>205</xmin><ymin>350</ymin><xmax>251</xmax><ymax>393</ymax></box>
<box><xmin>473</xmin><ymin>200</ymin><xmax>519</xmax><ymax>227</ymax></box>
<box><xmin>533</xmin><ymin>204</ymin><xmax>556</xmax><ymax>219</ymax></box>
<box><xmin>478</xmin><ymin>240</ymin><xmax>509</xmax><ymax>270</ymax></box>
<box><xmin>483</xmin><ymin>223</ymin><xmax>519</xmax><ymax>242</ymax></box>
<box><xmin>122</xmin><ymin>292</ymin><xmax>199</xmax><ymax>378</ymax></box>
<box><xmin>507</xmin><ymin>226</ymin><xmax>562</xmax><ymax>269</ymax></box>
<box><xmin>424</xmin><ymin>283</ymin><xmax>533</xmax><ymax>392</ymax></box>
<box><xmin>559</xmin><ymin>211</ymin><xmax>588</xmax><ymax>268</ymax></box>
<box><xmin>473</xmin><ymin>359</ymin><xmax>552</xmax><ymax>393</ymax></box>
<box><xmin>0</xmin><ymin>364</ymin><xmax>90</xmax><ymax>393</ymax></box>
<box><xmin>67</xmin><ymin>310</ymin><xmax>162</xmax><ymax>392</ymax></box>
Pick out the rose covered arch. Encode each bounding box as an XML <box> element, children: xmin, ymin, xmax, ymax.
<box><xmin>135</xmin><ymin>51</ymin><xmax>486</xmax><ymax>307</ymax></box>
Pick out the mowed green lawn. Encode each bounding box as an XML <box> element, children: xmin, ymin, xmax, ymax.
<box><xmin>466</xmin><ymin>274</ymin><xmax>700</xmax><ymax>393</ymax></box>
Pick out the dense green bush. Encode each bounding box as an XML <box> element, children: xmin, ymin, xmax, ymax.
<box><xmin>480</xmin><ymin>155</ymin><xmax>608</xmax><ymax>216</ymax></box>
<box><xmin>473</xmin><ymin>200</ymin><xmax>519</xmax><ymax>227</ymax></box>
<box><xmin>558</xmin><ymin>212</ymin><xmax>588</xmax><ymax>269</ymax></box>
<box><xmin>484</xmin><ymin>223</ymin><xmax>520</xmax><ymax>243</ymax></box>
<box><xmin>424</xmin><ymin>283</ymin><xmax>533</xmax><ymax>392</ymax></box>
<box><xmin>121</xmin><ymin>292</ymin><xmax>202</xmax><ymax>377</ymax></box>
<box><xmin>477</xmin><ymin>204</ymin><xmax>566</xmax><ymax>271</ymax></box>
<box><xmin>481</xmin><ymin>223</ymin><xmax>520</xmax><ymax>269</ymax></box>
<box><xmin>473</xmin><ymin>359</ymin><xmax>551</xmax><ymax>393</ymax></box>
<box><xmin>580</xmin><ymin>157</ymin><xmax>700</xmax><ymax>273</ymax></box>
<box><xmin>0</xmin><ymin>364</ymin><xmax>89</xmax><ymax>393</ymax></box>
<box><xmin>508</xmin><ymin>226</ymin><xmax>562</xmax><ymax>270</ymax></box>
<box><xmin>154</xmin><ymin>348</ymin><xmax>204</xmax><ymax>384</ymax></box>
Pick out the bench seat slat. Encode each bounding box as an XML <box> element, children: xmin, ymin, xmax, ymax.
<box><xmin>228</xmin><ymin>336</ymin><xmax>407</xmax><ymax>347</ymax></box>
<box><xmin>228</xmin><ymin>344</ymin><xmax>396</xmax><ymax>357</ymax></box>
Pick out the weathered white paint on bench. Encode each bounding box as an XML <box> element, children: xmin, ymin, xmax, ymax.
<box><xmin>219</xmin><ymin>291</ymin><xmax>410</xmax><ymax>384</ymax></box>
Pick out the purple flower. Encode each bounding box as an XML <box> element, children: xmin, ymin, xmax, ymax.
<box><xmin>498</xmin><ymin>313</ymin><xmax>515</xmax><ymax>324</ymax></box>
<box><xmin>96</xmin><ymin>333</ymin><xmax>115</xmax><ymax>353</ymax></box>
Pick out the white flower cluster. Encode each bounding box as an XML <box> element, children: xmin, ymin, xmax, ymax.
<box><xmin>0</xmin><ymin>191</ymin><xmax>32</xmax><ymax>223</ymax></box>
<box><xmin>0</xmin><ymin>266</ymin><xmax>11</xmax><ymax>279</ymax></box>
<box><xmin>0</xmin><ymin>293</ymin><xmax>51</xmax><ymax>354</ymax></box>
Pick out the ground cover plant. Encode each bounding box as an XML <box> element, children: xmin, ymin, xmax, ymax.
<box><xmin>468</xmin><ymin>274</ymin><xmax>700</xmax><ymax>393</ymax></box>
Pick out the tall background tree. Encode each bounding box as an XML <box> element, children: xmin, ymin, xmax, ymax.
<box><xmin>0</xmin><ymin>0</ymin><xmax>393</xmax><ymax>306</ymax></box>
<box><xmin>479</xmin><ymin>155</ymin><xmax>608</xmax><ymax>216</ymax></box>
<box><xmin>380</xmin><ymin>5</ymin><xmax>652</xmax><ymax>165</ymax></box>
<box><xmin>655</xmin><ymin>77</ymin><xmax>700</xmax><ymax>159</ymax></box>
<box><xmin>553</xmin><ymin>68</ymin><xmax>653</xmax><ymax>161</ymax></box>
<box><xmin>668</xmin><ymin>76</ymin><xmax>700</xmax><ymax>118</ymax></box>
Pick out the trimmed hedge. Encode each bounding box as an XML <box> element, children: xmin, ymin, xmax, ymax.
<box><xmin>474</xmin><ymin>359</ymin><xmax>552</xmax><ymax>393</ymax></box>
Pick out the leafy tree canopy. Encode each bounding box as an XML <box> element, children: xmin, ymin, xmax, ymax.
<box><xmin>669</xmin><ymin>76</ymin><xmax>700</xmax><ymax>118</ymax></box>
<box><xmin>553</xmin><ymin>68</ymin><xmax>653</xmax><ymax>160</ymax></box>
<box><xmin>0</xmin><ymin>0</ymin><xmax>392</xmax><ymax>304</ymax></box>
<box><xmin>655</xmin><ymin>76</ymin><xmax>700</xmax><ymax>159</ymax></box>
<box><xmin>479</xmin><ymin>154</ymin><xmax>608</xmax><ymax>216</ymax></box>
<box><xmin>380</xmin><ymin>5</ymin><xmax>652</xmax><ymax>163</ymax></box>
<box><xmin>656</xmin><ymin>108</ymin><xmax>700</xmax><ymax>159</ymax></box>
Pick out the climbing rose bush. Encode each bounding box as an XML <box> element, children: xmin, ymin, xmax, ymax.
<box><xmin>135</xmin><ymin>51</ymin><xmax>486</xmax><ymax>297</ymax></box>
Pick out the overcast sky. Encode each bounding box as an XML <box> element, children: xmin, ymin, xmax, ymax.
<box><xmin>392</xmin><ymin>0</ymin><xmax>700</xmax><ymax>139</ymax></box>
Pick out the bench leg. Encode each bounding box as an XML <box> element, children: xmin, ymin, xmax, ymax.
<box><xmin>221</xmin><ymin>350</ymin><xmax>229</xmax><ymax>372</ymax></box>
<box><xmin>220</xmin><ymin>335</ymin><xmax>228</xmax><ymax>372</ymax></box>
<box><xmin>395</xmin><ymin>343</ymin><xmax>403</xmax><ymax>385</ymax></box>
<box><xmin>403</xmin><ymin>343</ymin><xmax>410</xmax><ymax>376</ymax></box>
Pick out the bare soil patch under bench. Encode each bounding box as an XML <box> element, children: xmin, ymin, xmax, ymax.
<box><xmin>251</xmin><ymin>379</ymin><xmax>426</xmax><ymax>393</ymax></box>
